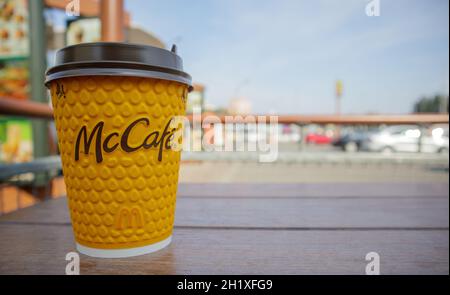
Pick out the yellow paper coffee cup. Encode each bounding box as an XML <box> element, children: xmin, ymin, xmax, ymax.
<box><xmin>45</xmin><ymin>43</ymin><xmax>192</xmax><ymax>258</ymax></box>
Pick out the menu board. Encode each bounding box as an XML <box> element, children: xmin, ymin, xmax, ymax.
<box><xmin>0</xmin><ymin>0</ymin><xmax>29</xmax><ymax>100</ymax></box>
<box><xmin>0</xmin><ymin>118</ymin><xmax>33</xmax><ymax>163</ymax></box>
<box><xmin>0</xmin><ymin>59</ymin><xmax>28</xmax><ymax>99</ymax></box>
<box><xmin>0</xmin><ymin>0</ymin><xmax>29</xmax><ymax>57</ymax></box>
<box><xmin>0</xmin><ymin>1</ymin><xmax>32</xmax><ymax>163</ymax></box>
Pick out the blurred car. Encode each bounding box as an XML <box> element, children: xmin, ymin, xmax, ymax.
<box><xmin>306</xmin><ymin>133</ymin><xmax>333</xmax><ymax>144</ymax></box>
<box><xmin>422</xmin><ymin>125</ymin><xmax>449</xmax><ymax>153</ymax></box>
<box><xmin>332</xmin><ymin>131</ymin><xmax>369</xmax><ymax>152</ymax></box>
<box><xmin>361</xmin><ymin>125</ymin><xmax>449</xmax><ymax>153</ymax></box>
<box><xmin>278</xmin><ymin>124</ymin><xmax>301</xmax><ymax>143</ymax></box>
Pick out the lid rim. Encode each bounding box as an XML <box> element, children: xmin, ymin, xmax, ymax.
<box><xmin>46</xmin><ymin>59</ymin><xmax>185</xmax><ymax>73</ymax></box>
<box><xmin>45</xmin><ymin>67</ymin><xmax>193</xmax><ymax>91</ymax></box>
<box><xmin>57</xmin><ymin>41</ymin><xmax>170</xmax><ymax>51</ymax></box>
<box><xmin>46</xmin><ymin>61</ymin><xmax>192</xmax><ymax>80</ymax></box>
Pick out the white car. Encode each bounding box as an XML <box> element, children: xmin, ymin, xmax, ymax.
<box><xmin>361</xmin><ymin>125</ymin><xmax>449</xmax><ymax>154</ymax></box>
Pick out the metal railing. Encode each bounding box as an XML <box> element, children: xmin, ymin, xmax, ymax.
<box><xmin>1</xmin><ymin>98</ymin><xmax>449</xmax><ymax>124</ymax></box>
<box><xmin>0</xmin><ymin>156</ymin><xmax>61</xmax><ymax>182</ymax></box>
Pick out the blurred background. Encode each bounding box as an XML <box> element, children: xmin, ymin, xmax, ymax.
<box><xmin>0</xmin><ymin>0</ymin><xmax>448</xmax><ymax>214</ymax></box>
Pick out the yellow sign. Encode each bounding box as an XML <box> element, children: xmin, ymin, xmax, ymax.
<box><xmin>336</xmin><ymin>80</ymin><xmax>343</xmax><ymax>97</ymax></box>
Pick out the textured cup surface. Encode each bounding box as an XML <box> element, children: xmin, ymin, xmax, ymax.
<box><xmin>50</xmin><ymin>76</ymin><xmax>188</xmax><ymax>250</ymax></box>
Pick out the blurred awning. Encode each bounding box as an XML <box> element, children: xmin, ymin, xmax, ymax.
<box><xmin>44</xmin><ymin>0</ymin><xmax>130</xmax><ymax>26</ymax></box>
<box><xmin>1</xmin><ymin>98</ymin><xmax>448</xmax><ymax>125</ymax></box>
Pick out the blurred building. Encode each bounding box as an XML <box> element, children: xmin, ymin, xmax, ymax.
<box><xmin>228</xmin><ymin>97</ymin><xmax>252</xmax><ymax>115</ymax></box>
<box><xmin>126</xmin><ymin>25</ymin><xmax>164</xmax><ymax>48</ymax></box>
<box><xmin>186</xmin><ymin>83</ymin><xmax>205</xmax><ymax>113</ymax></box>
<box><xmin>46</xmin><ymin>18</ymin><xmax>165</xmax><ymax>49</ymax></box>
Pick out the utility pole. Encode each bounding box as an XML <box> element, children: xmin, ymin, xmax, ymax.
<box><xmin>335</xmin><ymin>80</ymin><xmax>343</xmax><ymax>138</ymax></box>
<box><xmin>28</xmin><ymin>0</ymin><xmax>50</xmax><ymax>188</ymax></box>
<box><xmin>335</xmin><ymin>80</ymin><xmax>343</xmax><ymax>115</ymax></box>
<box><xmin>100</xmin><ymin>0</ymin><xmax>125</xmax><ymax>41</ymax></box>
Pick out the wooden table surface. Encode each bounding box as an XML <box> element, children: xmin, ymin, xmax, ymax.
<box><xmin>0</xmin><ymin>183</ymin><xmax>448</xmax><ymax>275</ymax></box>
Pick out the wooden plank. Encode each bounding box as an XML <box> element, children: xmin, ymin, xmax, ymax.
<box><xmin>0</xmin><ymin>224</ymin><xmax>447</xmax><ymax>274</ymax></box>
<box><xmin>177</xmin><ymin>183</ymin><xmax>450</xmax><ymax>198</ymax></box>
<box><xmin>175</xmin><ymin>197</ymin><xmax>448</xmax><ymax>228</ymax></box>
<box><xmin>1</xmin><ymin>195</ymin><xmax>448</xmax><ymax>228</ymax></box>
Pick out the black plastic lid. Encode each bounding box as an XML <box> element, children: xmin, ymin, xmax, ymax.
<box><xmin>45</xmin><ymin>42</ymin><xmax>192</xmax><ymax>90</ymax></box>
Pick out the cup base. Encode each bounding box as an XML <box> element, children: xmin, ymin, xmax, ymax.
<box><xmin>76</xmin><ymin>235</ymin><xmax>172</xmax><ymax>258</ymax></box>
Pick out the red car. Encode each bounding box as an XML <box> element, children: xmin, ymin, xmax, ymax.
<box><xmin>305</xmin><ymin>133</ymin><xmax>333</xmax><ymax>144</ymax></box>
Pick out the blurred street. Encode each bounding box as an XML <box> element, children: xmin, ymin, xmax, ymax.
<box><xmin>179</xmin><ymin>160</ymin><xmax>449</xmax><ymax>183</ymax></box>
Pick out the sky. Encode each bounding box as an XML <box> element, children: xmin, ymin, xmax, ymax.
<box><xmin>123</xmin><ymin>0</ymin><xmax>449</xmax><ymax>114</ymax></box>
<box><xmin>48</xmin><ymin>0</ymin><xmax>450</xmax><ymax>114</ymax></box>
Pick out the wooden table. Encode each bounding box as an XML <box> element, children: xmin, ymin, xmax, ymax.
<box><xmin>0</xmin><ymin>183</ymin><xmax>448</xmax><ymax>274</ymax></box>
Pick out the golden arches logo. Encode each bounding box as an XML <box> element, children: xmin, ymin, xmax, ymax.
<box><xmin>115</xmin><ymin>207</ymin><xmax>144</xmax><ymax>230</ymax></box>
